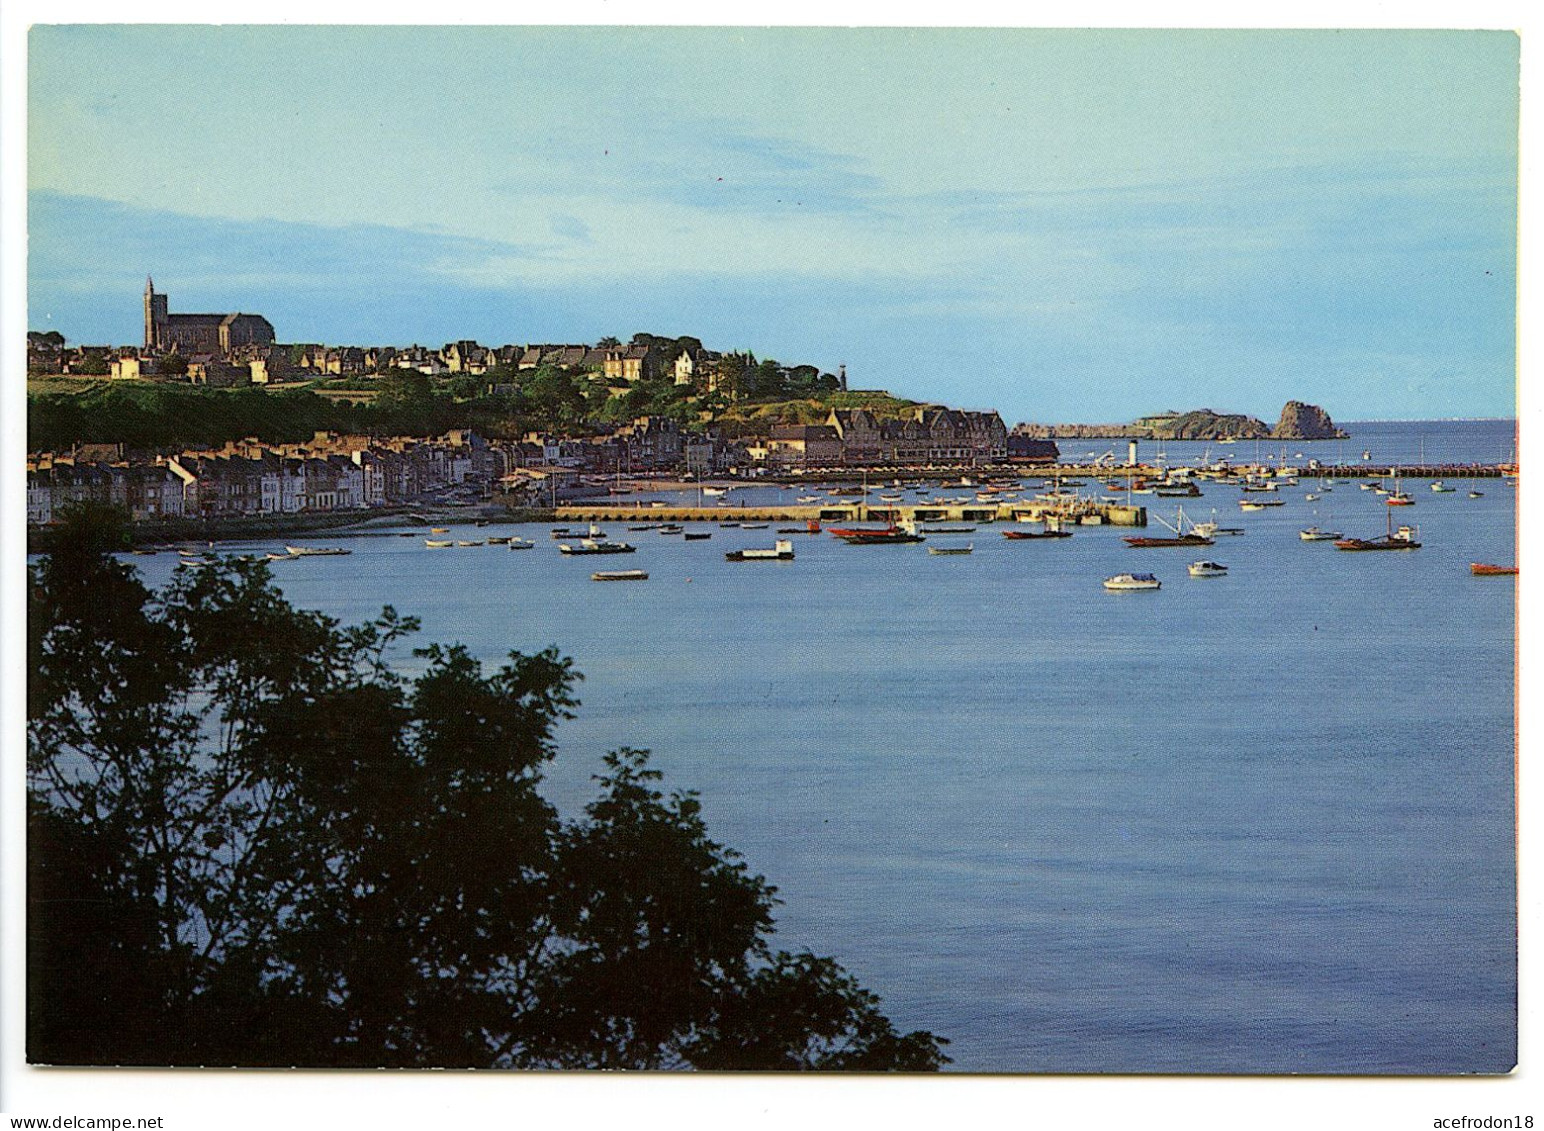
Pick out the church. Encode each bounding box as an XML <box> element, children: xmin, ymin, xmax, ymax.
<box><xmin>143</xmin><ymin>277</ymin><xmax>275</xmax><ymax>355</ymax></box>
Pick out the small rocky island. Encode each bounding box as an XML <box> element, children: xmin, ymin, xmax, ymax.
<box><xmin>1013</xmin><ymin>401</ymin><xmax>1348</xmax><ymax>441</ymax></box>
<box><xmin>1273</xmin><ymin>400</ymin><xmax>1349</xmax><ymax>440</ymax></box>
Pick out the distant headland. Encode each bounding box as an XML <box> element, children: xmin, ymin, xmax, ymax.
<box><xmin>1013</xmin><ymin>401</ymin><xmax>1349</xmax><ymax>442</ymax></box>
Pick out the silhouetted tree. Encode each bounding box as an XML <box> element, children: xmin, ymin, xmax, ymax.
<box><xmin>27</xmin><ymin>507</ymin><xmax>948</xmax><ymax>1070</ymax></box>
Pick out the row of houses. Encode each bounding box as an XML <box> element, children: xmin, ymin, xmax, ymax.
<box><xmin>744</xmin><ymin>407</ymin><xmax>1013</xmax><ymax>470</ymax></box>
<box><xmin>24</xmin><ymin>419</ymin><xmax>744</xmax><ymax>525</ymax></box>
<box><xmin>26</xmin><ymin>433</ymin><xmax>494</xmax><ymax>525</ymax></box>
<box><xmin>31</xmin><ymin>328</ymin><xmax>749</xmax><ymax>395</ymax></box>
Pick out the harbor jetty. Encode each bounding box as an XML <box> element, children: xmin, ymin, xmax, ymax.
<box><xmin>556</xmin><ymin>500</ymin><xmax>1149</xmax><ymax>527</ymax></box>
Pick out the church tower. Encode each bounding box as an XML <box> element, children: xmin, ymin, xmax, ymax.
<box><xmin>144</xmin><ymin>276</ymin><xmax>168</xmax><ymax>349</ymax></box>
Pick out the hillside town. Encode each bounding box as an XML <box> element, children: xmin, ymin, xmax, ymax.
<box><xmin>26</xmin><ymin>280</ymin><xmax>1053</xmax><ymax>527</ymax></box>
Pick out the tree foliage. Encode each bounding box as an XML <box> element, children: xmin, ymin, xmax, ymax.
<box><xmin>27</xmin><ymin>507</ymin><xmax>946</xmax><ymax>1070</ymax></box>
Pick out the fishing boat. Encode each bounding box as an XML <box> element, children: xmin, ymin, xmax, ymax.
<box><xmin>922</xmin><ymin>525</ymin><xmax>976</xmax><ymax>534</ymax></box>
<box><xmin>741</xmin><ymin>523</ymin><xmax>770</xmax><ymax>530</ymax></box>
<box><xmin>285</xmin><ymin>545</ymin><xmax>351</xmax><ymax>556</ymax></box>
<box><xmin>928</xmin><ymin>543</ymin><xmax>974</xmax><ymax>555</ymax></box>
<box><xmin>1187</xmin><ymin>560</ymin><xmax>1229</xmax><ymax>578</ymax></box>
<box><xmin>1237</xmin><ymin>499</ymin><xmax>1284</xmax><ymax>510</ymax></box>
<box><xmin>486</xmin><ymin>536</ymin><xmax>510</xmax><ymax>545</ymax></box>
<box><xmin>838</xmin><ymin>519</ymin><xmax>926</xmax><ymax>545</ymax></box>
<box><xmin>658</xmin><ymin>524</ymin><xmax>684</xmax><ymax>535</ymax></box>
<box><xmin>702</xmin><ymin>486</ymin><xmax>728</xmax><ymax>497</ymax></box>
<box><xmin>1431</xmin><ymin>480</ymin><xmax>1456</xmax><ymax>492</ymax></box>
<box><xmin>265</xmin><ymin>550</ymin><xmax>297</xmax><ymax>560</ymax></box>
<box><xmin>683</xmin><ymin>531</ymin><xmax>712</xmax><ymax>541</ymax></box>
<box><xmin>1002</xmin><ymin>527</ymin><xmax>1073</xmax><ymax>540</ymax></box>
<box><xmin>1470</xmin><ymin>563</ymin><xmax>1518</xmax><ymax>576</ymax></box>
<box><xmin>1335</xmin><ymin>517</ymin><xmax>1420</xmax><ymax>551</ymax></box>
<box><xmin>456</xmin><ymin>540</ymin><xmax>485</xmax><ymax>547</ymax></box>
<box><xmin>424</xmin><ymin>539</ymin><xmax>454</xmax><ymax>548</ymax></box>
<box><xmin>1469</xmin><ymin>490</ymin><xmax>1485</xmax><ymax>498</ymax></box>
<box><xmin>430</xmin><ymin>528</ymin><xmax>449</xmax><ymax>534</ymax></box>
<box><xmin>1191</xmin><ymin>514</ymin><xmax>1245</xmax><ymax>538</ymax></box>
<box><xmin>1123</xmin><ymin>506</ymin><xmax>1213</xmax><ymax>547</ymax></box>
<box><xmin>627</xmin><ymin>525</ymin><xmax>658</xmax><ymax>532</ymax></box>
<box><xmin>559</xmin><ymin>538</ymin><xmax>637</xmax><ymax>555</ymax></box>
<box><xmin>506</xmin><ymin>537</ymin><xmax>535</xmax><ymax>550</ymax></box>
<box><xmin>826</xmin><ymin>523</ymin><xmax>897</xmax><ymax>537</ymax></box>
<box><xmin>1299</xmin><ymin>527</ymin><xmax>1342</xmax><ymax>541</ymax></box>
<box><xmin>725</xmin><ymin>539</ymin><xmax>796</xmax><ymax>561</ymax></box>
<box><xmin>592</xmin><ymin>569</ymin><xmax>649</xmax><ymax>581</ymax></box>
<box><xmin>1103</xmin><ymin>572</ymin><xmax>1161</xmax><ymax>591</ymax></box>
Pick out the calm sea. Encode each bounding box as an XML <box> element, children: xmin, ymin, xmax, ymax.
<box><xmin>115</xmin><ymin>418</ymin><xmax>1518</xmax><ymax>1073</ymax></box>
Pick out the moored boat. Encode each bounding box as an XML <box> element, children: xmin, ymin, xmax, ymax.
<box><xmin>424</xmin><ymin>539</ymin><xmax>454</xmax><ymax>548</ymax></box>
<box><xmin>1003</xmin><ymin>527</ymin><xmax>1072</xmax><ymax>540</ymax></box>
<box><xmin>559</xmin><ymin>539</ymin><xmax>637</xmax><ymax>555</ymax></box>
<box><xmin>1335</xmin><ymin>522</ymin><xmax>1421</xmax><ymax>551</ymax></box>
<box><xmin>1103</xmin><ymin>572</ymin><xmax>1161</xmax><ymax>591</ymax></box>
<box><xmin>1187</xmin><ymin>560</ymin><xmax>1229</xmax><ymax>578</ymax></box>
<box><xmin>1299</xmin><ymin>527</ymin><xmax>1342</xmax><ymax>541</ymax></box>
<box><xmin>838</xmin><ymin>519</ymin><xmax>925</xmax><ymax>545</ymax></box>
<box><xmin>285</xmin><ymin>545</ymin><xmax>351</xmax><ymax>556</ymax></box>
<box><xmin>592</xmin><ymin>569</ymin><xmax>649</xmax><ymax>581</ymax></box>
<box><xmin>1123</xmin><ymin>506</ymin><xmax>1212</xmax><ymax>547</ymax></box>
<box><xmin>1470</xmin><ymin>563</ymin><xmax>1518</xmax><ymax>575</ymax></box>
<box><xmin>506</xmin><ymin>537</ymin><xmax>535</xmax><ymax>549</ymax></box>
<box><xmin>725</xmin><ymin>539</ymin><xmax>796</xmax><ymax>561</ymax></box>
<box><xmin>928</xmin><ymin>542</ymin><xmax>974</xmax><ymax>555</ymax></box>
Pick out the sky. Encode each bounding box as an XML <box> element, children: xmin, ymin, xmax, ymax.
<box><xmin>26</xmin><ymin>25</ymin><xmax>1520</xmax><ymax>424</ymax></box>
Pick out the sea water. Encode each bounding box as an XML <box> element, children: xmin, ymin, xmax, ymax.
<box><xmin>114</xmin><ymin>420</ymin><xmax>1519</xmax><ymax>1073</ymax></box>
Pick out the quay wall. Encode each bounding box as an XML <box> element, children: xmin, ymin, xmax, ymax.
<box><xmin>553</xmin><ymin>502</ymin><xmax>1149</xmax><ymax>527</ymax></box>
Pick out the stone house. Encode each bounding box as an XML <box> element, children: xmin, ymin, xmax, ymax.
<box><xmin>110</xmin><ymin>352</ymin><xmax>147</xmax><ymax>380</ymax></box>
<box><xmin>187</xmin><ymin>355</ymin><xmax>252</xmax><ymax>388</ymax></box>
<box><xmin>765</xmin><ymin>424</ymin><xmax>843</xmax><ymax>470</ymax></box>
<box><xmin>827</xmin><ymin>409</ymin><xmax>884</xmax><ymax>465</ymax></box>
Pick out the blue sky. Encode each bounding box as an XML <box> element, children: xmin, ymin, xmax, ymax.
<box><xmin>27</xmin><ymin>26</ymin><xmax>1518</xmax><ymax>423</ymax></box>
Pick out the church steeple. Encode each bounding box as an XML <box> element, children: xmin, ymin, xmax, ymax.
<box><xmin>144</xmin><ymin>276</ymin><xmax>166</xmax><ymax>350</ymax></box>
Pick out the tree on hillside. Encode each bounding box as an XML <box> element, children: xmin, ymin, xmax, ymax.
<box><xmin>26</xmin><ymin>506</ymin><xmax>947</xmax><ymax>1070</ymax></box>
<box><xmin>74</xmin><ymin>351</ymin><xmax>111</xmax><ymax>377</ymax></box>
<box><xmin>520</xmin><ymin>364</ymin><xmax>588</xmax><ymax>430</ymax></box>
<box><xmin>376</xmin><ymin>368</ymin><xmax>434</xmax><ymax>406</ymax></box>
<box><xmin>155</xmin><ymin>352</ymin><xmax>188</xmax><ymax>377</ymax></box>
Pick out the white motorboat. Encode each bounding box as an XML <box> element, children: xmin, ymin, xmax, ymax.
<box><xmin>1103</xmin><ymin>572</ymin><xmax>1161</xmax><ymax>591</ymax></box>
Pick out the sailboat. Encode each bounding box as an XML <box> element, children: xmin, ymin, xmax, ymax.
<box><xmin>1386</xmin><ymin>467</ymin><xmax>1415</xmax><ymax>506</ymax></box>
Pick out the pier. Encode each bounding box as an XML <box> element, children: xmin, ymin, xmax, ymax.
<box><xmin>555</xmin><ymin>500</ymin><xmax>1150</xmax><ymax>527</ymax></box>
